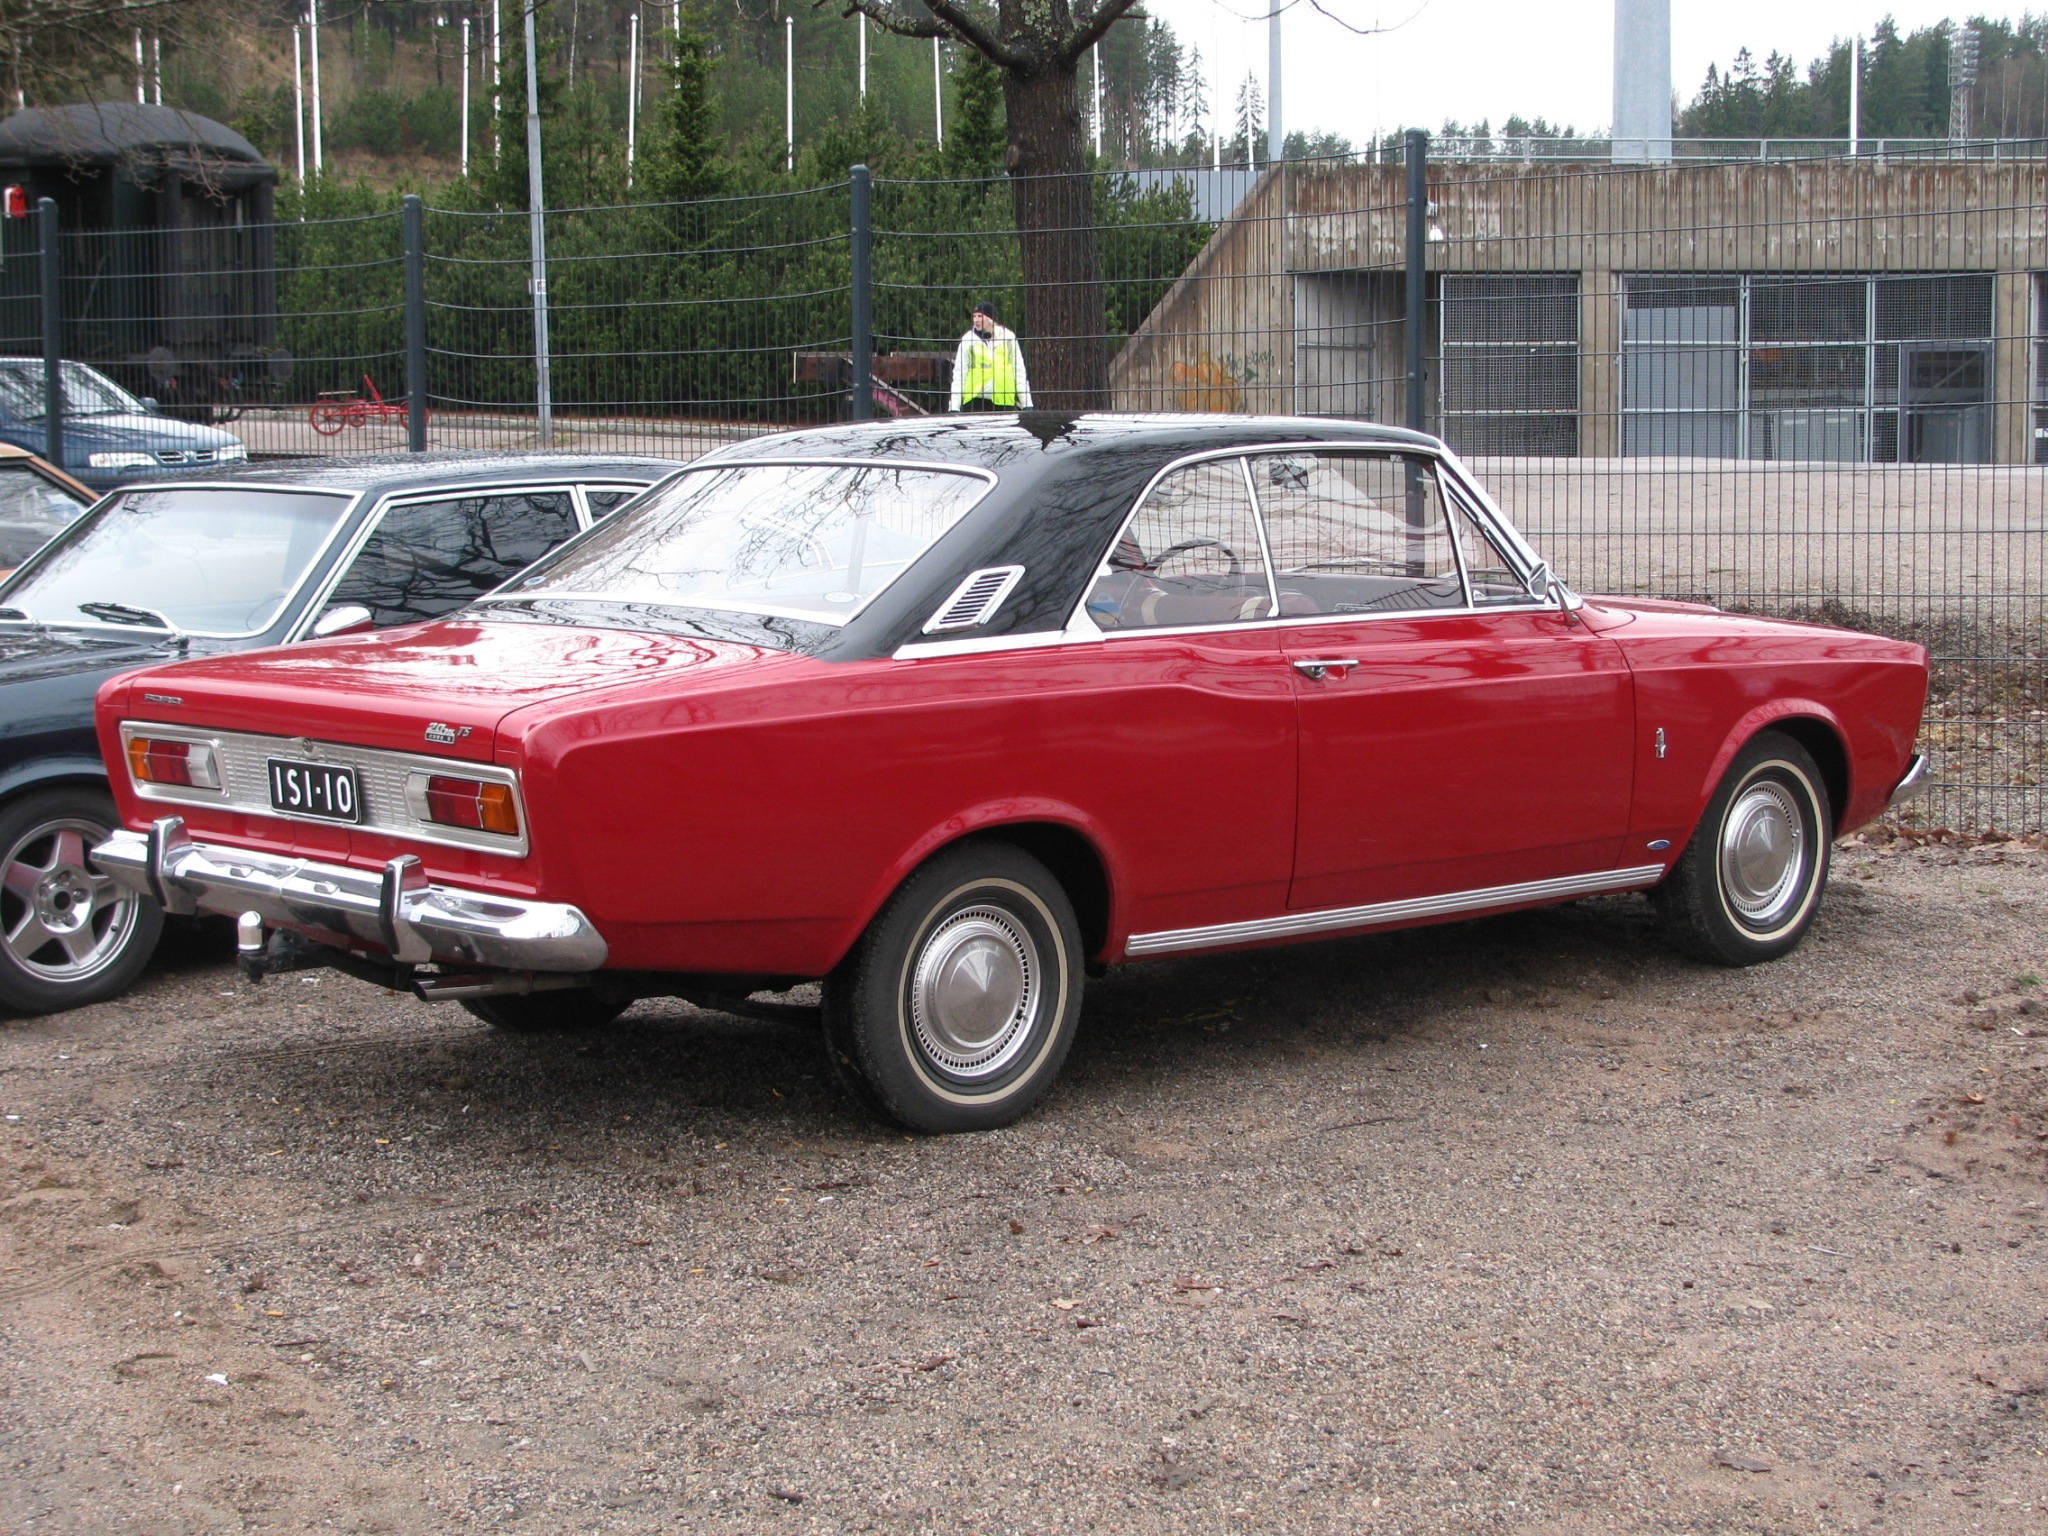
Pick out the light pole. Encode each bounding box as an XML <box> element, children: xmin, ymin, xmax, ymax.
<box><xmin>522</xmin><ymin>0</ymin><xmax>553</xmax><ymax>445</ymax></box>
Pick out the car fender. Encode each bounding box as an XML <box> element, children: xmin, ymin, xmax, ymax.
<box><xmin>0</xmin><ymin>754</ymin><xmax>110</xmax><ymax>806</ymax></box>
<box><xmin>1688</xmin><ymin>698</ymin><xmax>1848</xmax><ymax>832</ymax></box>
<box><xmin>842</xmin><ymin>797</ymin><xmax>1129</xmax><ymax>966</ymax></box>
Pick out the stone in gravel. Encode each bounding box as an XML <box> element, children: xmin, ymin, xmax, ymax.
<box><xmin>1716</xmin><ymin>1450</ymin><xmax>1772</xmax><ymax>1473</ymax></box>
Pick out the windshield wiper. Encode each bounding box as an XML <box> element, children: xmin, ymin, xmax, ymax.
<box><xmin>78</xmin><ymin>601</ymin><xmax>181</xmax><ymax>633</ymax></box>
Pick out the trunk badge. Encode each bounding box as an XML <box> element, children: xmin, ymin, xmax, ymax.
<box><xmin>425</xmin><ymin>722</ymin><xmax>472</xmax><ymax>745</ymax></box>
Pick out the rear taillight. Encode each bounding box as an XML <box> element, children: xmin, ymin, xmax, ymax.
<box><xmin>421</xmin><ymin>775</ymin><xmax>519</xmax><ymax>836</ymax></box>
<box><xmin>127</xmin><ymin>736</ymin><xmax>221</xmax><ymax>790</ymax></box>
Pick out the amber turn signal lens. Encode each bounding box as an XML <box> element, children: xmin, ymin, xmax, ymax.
<box><xmin>127</xmin><ymin>736</ymin><xmax>220</xmax><ymax>790</ymax></box>
<box><xmin>422</xmin><ymin>776</ymin><xmax>519</xmax><ymax>836</ymax></box>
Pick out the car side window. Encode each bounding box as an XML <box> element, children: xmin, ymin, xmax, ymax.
<box><xmin>1444</xmin><ymin>488</ymin><xmax>1533</xmax><ymax>606</ymax></box>
<box><xmin>584</xmin><ymin>486</ymin><xmax>641</xmax><ymax>518</ymax></box>
<box><xmin>329</xmin><ymin>491</ymin><xmax>581</xmax><ymax>627</ymax></box>
<box><xmin>1251</xmin><ymin>452</ymin><xmax>1464</xmax><ymax>616</ymax></box>
<box><xmin>0</xmin><ymin>464</ymin><xmax>89</xmax><ymax>571</ymax></box>
<box><xmin>1085</xmin><ymin>458</ymin><xmax>1273</xmax><ymax>631</ymax></box>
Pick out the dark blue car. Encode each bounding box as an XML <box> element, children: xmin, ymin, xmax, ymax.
<box><xmin>0</xmin><ymin>358</ymin><xmax>248</xmax><ymax>490</ymax></box>
<box><xmin>0</xmin><ymin>451</ymin><xmax>675</xmax><ymax>1015</ymax></box>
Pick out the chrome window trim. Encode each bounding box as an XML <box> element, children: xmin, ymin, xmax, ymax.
<box><xmin>1124</xmin><ymin>864</ymin><xmax>1669</xmax><ymax>957</ymax></box>
<box><xmin>285</xmin><ymin>480</ymin><xmax>614</xmax><ymax>643</ymax></box>
<box><xmin>891</xmin><ymin>602</ymin><xmax>1102</xmax><ymax>661</ymax></box>
<box><xmin>478</xmin><ymin>459</ymin><xmax>999</xmax><ymax>629</ymax></box>
<box><xmin>115</xmin><ymin>720</ymin><xmax>531</xmax><ymax>858</ymax></box>
<box><xmin>1072</xmin><ymin>447</ymin><xmax>1279</xmax><ymax>639</ymax></box>
<box><xmin>1239</xmin><ymin>455</ymin><xmax>1284</xmax><ymax>617</ymax></box>
<box><xmin>573</xmin><ymin>481</ymin><xmax>660</xmax><ymax>522</ymax></box>
<box><xmin>1432</xmin><ymin>444</ymin><xmax>1581</xmax><ymax>608</ymax></box>
<box><xmin>1246</xmin><ymin>442</ymin><xmax>1477</xmax><ymax>612</ymax></box>
<box><xmin>1066</xmin><ymin>439</ymin><xmax>1567</xmax><ymax>640</ymax></box>
<box><xmin>6</xmin><ymin>484</ymin><xmax>361</xmax><ymax>641</ymax></box>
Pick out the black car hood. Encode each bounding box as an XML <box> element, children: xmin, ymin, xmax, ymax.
<box><xmin>0</xmin><ymin>623</ymin><xmax>178</xmax><ymax>685</ymax></box>
<box><xmin>0</xmin><ymin>624</ymin><xmax>207</xmax><ymax>758</ymax></box>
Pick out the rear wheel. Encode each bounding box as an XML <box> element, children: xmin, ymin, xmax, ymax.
<box><xmin>462</xmin><ymin>989</ymin><xmax>628</xmax><ymax>1032</ymax></box>
<box><xmin>1654</xmin><ymin>731</ymin><xmax>1832</xmax><ymax>966</ymax></box>
<box><xmin>308</xmin><ymin>399</ymin><xmax>346</xmax><ymax>435</ymax></box>
<box><xmin>0</xmin><ymin>788</ymin><xmax>163</xmax><ymax>1015</ymax></box>
<box><xmin>824</xmin><ymin>841</ymin><xmax>1083</xmax><ymax>1134</ymax></box>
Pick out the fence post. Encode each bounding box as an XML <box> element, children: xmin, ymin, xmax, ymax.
<box><xmin>38</xmin><ymin>198</ymin><xmax>61</xmax><ymax>470</ymax></box>
<box><xmin>1404</xmin><ymin>130</ymin><xmax>1427</xmax><ymax>435</ymax></box>
<box><xmin>850</xmin><ymin>164</ymin><xmax>872</xmax><ymax>421</ymax></box>
<box><xmin>402</xmin><ymin>194</ymin><xmax>427</xmax><ymax>453</ymax></box>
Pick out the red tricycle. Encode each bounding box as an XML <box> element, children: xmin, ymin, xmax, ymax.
<box><xmin>309</xmin><ymin>375</ymin><xmax>421</xmax><ymax>435</ymax></box>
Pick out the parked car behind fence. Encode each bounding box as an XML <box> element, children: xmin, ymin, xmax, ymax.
<box><xmin>0</xmin><ymin>452</ymin><xmax>673</xmax><ymax>1015</ymax></box>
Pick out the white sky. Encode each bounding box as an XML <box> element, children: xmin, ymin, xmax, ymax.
<box><xmin>1139</xmin><ymin>0</ymin><xmax>2024</xmax><ymax>142</ymax></box>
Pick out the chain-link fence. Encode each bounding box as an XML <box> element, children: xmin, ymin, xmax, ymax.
<box><xmin>10</xmin><ymin>146</ymin><xmax>2044</xmax><ymax>832</ymax></box>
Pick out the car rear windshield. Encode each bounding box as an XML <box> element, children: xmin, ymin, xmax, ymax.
<box><xmin>1</xmin><ymin>487</ymin><xmax>352</xmax><ymax>636</ymax></box>
<box><xmin>492</xmin><ymin>461</ymin><xmax>990</xmax><ymax>626</ymax></box>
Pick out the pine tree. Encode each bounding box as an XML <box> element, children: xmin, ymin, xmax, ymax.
<box><xmin>645</xmin><ymin>5</ymin><xmax>730</xmax><ymax>202</ymax></box>
<box><xmin>942</xmin><ymin>50</ymin><xmax>1006</xmax><ymax>178</ymax></box>
<box><xmin>480</xmin><ymin>12</ymin><xmax>562</xmax><ymax>211</ymax></box>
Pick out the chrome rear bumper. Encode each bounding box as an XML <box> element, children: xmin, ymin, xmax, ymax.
<box><xmin>1887</xmin><ymin>753</ymin><xmax>1931</xmax><ymax>810</ymax></box>
<box><xmin>92</xmin><ymin>817</ymin><xmax>607</xmax><ymax>973</ymax></box>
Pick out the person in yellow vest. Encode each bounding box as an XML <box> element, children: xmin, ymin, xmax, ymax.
<box><xmin>948</xmin><ymin>301</ymin><xmax>1033</xmax><ymax>412</ymax></box>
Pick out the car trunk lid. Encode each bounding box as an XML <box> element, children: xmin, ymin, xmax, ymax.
<box><xmin>110</xmin><ymin>617</ymin><xmax>786</xmax><ymax>761</ymax></box>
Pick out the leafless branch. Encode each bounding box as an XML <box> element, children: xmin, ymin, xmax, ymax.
<box><xmin>822</xmin><ymin>1</ymin><xmax>1037</xmax><ymax>71</ymax></box>
<box><xmin>1063</xmin><ymin>0</ymin><xmax>1146</xmax><ymax>63</ymax></box>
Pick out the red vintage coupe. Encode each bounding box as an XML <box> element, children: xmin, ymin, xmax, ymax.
<box><xmin>91</xmin><ymin>417</ymin><xmax>1929</xmax><ymax>1131</ymax></box>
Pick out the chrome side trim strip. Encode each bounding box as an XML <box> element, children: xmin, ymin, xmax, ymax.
<box><xmin>1124</xmin><ymin>864</ymin><xmax>1670</xmax><ymax>957</ymax></box>
<box><xmin>93</xmin><ymin>820</ymin><xmax>606</xmax><ymax>972</ymax></box>
<box><xmin>1887</xmin><ymin>752</ymin><xmax>1931</xmax><ymax>809</ymax></box>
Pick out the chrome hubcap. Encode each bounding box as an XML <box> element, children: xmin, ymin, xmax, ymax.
<box><xmin>1719</xmin><ymin>780</ymin><xmax>1807</xmax><ymax>929</ymax></box>
<box><xmin>2</xmin><ymin>819</ymin><xmax>138</xmax><ymax>983</ymax></box>
<box><xmin>909</xmin><ymin>906</ymin><xmax>1040</xmax><ymax>1080</ymax></box>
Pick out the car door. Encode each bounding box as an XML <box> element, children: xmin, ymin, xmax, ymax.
<box><xmin>320</xmin><ymin>487</ymin><xmax>585</xmax><ymax>630</ymax></box>
<box><xmin>1252</xmin><ymin>448</ymin><xmax>1636</xmax><ymax>914</ymax></box>
<box><xmin>1063</xmin><ymin>455</ymin><xmax>1298</xmax><ymax>938</ymax></box>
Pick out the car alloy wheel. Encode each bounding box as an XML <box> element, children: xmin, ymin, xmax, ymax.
<box><xmin>0</xmin><ymin>789</ymin><xmax>164</xmax><ymax>1014</ymax></box>
<box><xmin>1654</xmin><ymin>730</ymin><xmax>1832</xmax><ymax>966</ymax></box>
<box><xmin>825</xmin><ymin>840</ymin><xmax>1083</xmax><ymax>1133</ymax></box>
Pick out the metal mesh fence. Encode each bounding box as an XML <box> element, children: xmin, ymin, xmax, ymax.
<box><xmin>14</xmin><ymin>148</ymin><xmax>2045</xmax><ymax>832</ymax></box>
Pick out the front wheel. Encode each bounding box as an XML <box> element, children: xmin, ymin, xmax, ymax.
<box><xmin>824</xmin><ymin>841</ymin><xmax>1083</xmax><ymax>1134</ymax></box>
<box><xmin>308</xmin><ymin>399</ymin><xmax>346</xmax><ymax>435</ymax></box>
<box><xmin>1654</xmin><ymin>731</ymin><xmax>1832</xmax><ymax>966</ymax></box>
<box><xmin>0</xmin><ymin>788</ymin><xmax>164</xmax><ymax>1015</ymax></box>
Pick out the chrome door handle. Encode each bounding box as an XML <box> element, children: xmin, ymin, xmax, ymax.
<box><xmin>1292</xmin><ymin>658</ymin><xmax>1359</xmax><ymax>680</ymax></box>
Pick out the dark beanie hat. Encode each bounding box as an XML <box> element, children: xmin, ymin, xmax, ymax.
<box><xmin>973</xmin><ymin>300</ymin><xmax>998</xmax><ymax>320</ymax></box>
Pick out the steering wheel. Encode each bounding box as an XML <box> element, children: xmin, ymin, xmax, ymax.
<box><xmin>1146</xmin><ymin>538</ymin><xmax>1243</xmax><ymax>577</ymax></box>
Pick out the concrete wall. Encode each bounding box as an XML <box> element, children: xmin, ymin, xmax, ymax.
<box><xmin>1110</xmin><ymin>159</ymin><xmax>2048</xmax><ymax>463</ymax></box>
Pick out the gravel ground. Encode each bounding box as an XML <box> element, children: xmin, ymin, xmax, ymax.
<box><xmin>2</xmin><ymin>839</ymin><xmax>2045</xmax><ymax>1535</ymax></box>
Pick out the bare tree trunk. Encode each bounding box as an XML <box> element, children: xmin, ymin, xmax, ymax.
<box><xmin>1003</xmin><ymin>62</ymin><xmax>1106</xmax><ymax>409</ymax></box>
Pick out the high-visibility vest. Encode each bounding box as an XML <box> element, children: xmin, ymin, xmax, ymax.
<box><xmin>961</xmin><ymin>331</ymin><xmax>1021</xmax><ymax>406</ymax></box>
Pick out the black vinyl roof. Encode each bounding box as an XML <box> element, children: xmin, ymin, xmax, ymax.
<box><xmin>705</xmin><ymin>413</ymin><xmax>1450</xmax><ymax>658</ymax></box>
<box><xmin>708</xmin><ymin>412</ymin><xmax>1439</xmax><ymax>471</ymax></box>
